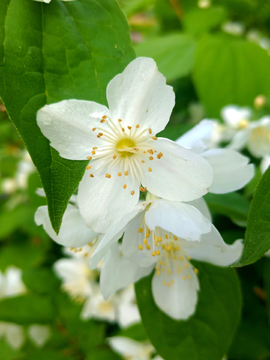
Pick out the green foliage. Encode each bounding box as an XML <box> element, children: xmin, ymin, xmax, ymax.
<box><xmin>193</xmin><ymin>34</ymin><xmax>270</xmax><ymax>117</ymax></box>
<box><xmin>235</xmin><ymin>167</ymin><xmax>270</xmax><ymax>267</ymax></box>
<box><xmin>135</xmin><ymin>263</ymin><xmax>241</xmax><ymax>360</ymax></box>
<box><xmin>0</xmin><ymin>294</ymin><xmax>55</xmax><ymax>325</ymax></box>
<box><xmin>0</xmin><ymin>339</ymin><xmax>22</xmax><ymax>360</ymax></box>
<box><xmin>135</xmin><ymin>33</ymin><xmax>196</xmax><ymax>81</ymax></box>
<box><xmin>0</xmin><ymin>0</ymin><xmax>135</xmax><ymax>234</ymax></box>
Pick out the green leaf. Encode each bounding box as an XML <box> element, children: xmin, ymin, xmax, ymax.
<box><xmin>135</xmin><ymin>33</ymin><xmax>196</xmax><ymax>81</ymax></box>
<box><xmin>183</xmin><ymin>6</ymin><xmax>227</xmax><ymax>36</ymax></box>
<box><xmin>135</xmin><ymin>263</ymin><xmax>241</xmax><ymax>360</ymax></box>
<box><xmin>204</xmin><ymin>192</ymin><xmax>250</xmax><ymax>222</ymax></box>
<box><xmin>86</xmin><ymin>349</ymin><xmax>122</xmax><ymax>360</ymax></box>
<box><xmin>0</xmin><ymin>339</ymin><xmax>22</xmax><ymax>360</ymax></box>
<box><xmin>235</xmin><ymin>167</ymin><xmax>270</xmax><ymax>267</ymax></box>
<box><xmin>20</xmin><ymin>349</ymin><xmax>74</xmax><ymax>360</ymax></box>
<box><xmin>22</xmin><ymin>268</ymin><xmax>60</xmax><ymax>295</ymax></box>
<box><xmin>118</xmin><ymin>323</ymin><xmax>148</xmax><ymax>342</ymax></box>
<box><xmin>193</xmin><ymin>34</ymin><xmax>270</xmax><ymax>117</ymax></box>
<box><xmin>0</xmin><ymin>294</ymin><xmax>55</xmax><ymax>324</ymax></box>
<box><xmin>0</xmin><ymin>206</ymin><xmax>34</xmax><ymax>240</ymax></box>
<box><xmin>0</xmin><ymin>0</ymin><xmax>135</xmax><ymax>233</ymax></box>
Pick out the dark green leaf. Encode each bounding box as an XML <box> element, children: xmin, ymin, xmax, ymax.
<box><xmin>0</xmin><ymin>294</ymin><xmax>55</xmax><ymax>324</ymax></box>
<box><xmin>22</xmin><ymin>268</ymin><xmax>60</xmax><ymax>295</ymax></box>
<box><xmin>118</xmin><ymin>323</ymin><xmax>148</xmax><ymax>342</ymax></box>
<box><xmin>135</xmin><ymin>263</ymin><xmax>241</xmax><ymax>360</ymax></box>
<box><xmin>0</xmin><ymin>206</ymin><xmax>33</xmax><ymax>240</ymax></box>
<box><xmin>135</xmin><ymin>33</ymin><xmax>196</xmax><ymax>81</ymax></box>
<box><xmin>235</xmin><ymin>167</ymin><xmax>270</xmax><ymax>267</ymax></box>
<box><xmin>193</xmin><ymin>34</ymin><xmax>270</xmax><ymax>117</ymax></box>
<box><xmin>204</xmin><ymin>192</ymin><xmax>250</xmax><ymax>222</ymax></box>
<box><xmin>0</xmin><ymin>339</ymin><xmax>22</xmax><ymax>360</ymax></box>
<box><xmin>0</xmin><ymin>0</ymin><xmax>135</xmax><ymax>233</ymax></box>
<box><xmin>86</xmin><ymin>348</ymin><xmax>122</xmax><ymax>360</ymax></box>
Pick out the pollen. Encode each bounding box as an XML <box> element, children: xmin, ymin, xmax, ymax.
<box><xmin>102</xmin><ymin>115</ymin><xmax>107</xmax><ymax>119</ymax></box>
<box><xmin>156</xmin><ymin>250</ymin><xmax>160</xmax><ymax>255</ymax></box>
<box><xmin>138</xmin><ymin>245</ymin><xmax>143</xmax><ymax>250</ymax></box>
<box><xmin>124</xmin><ymin>170</ymin><xmax>129</xmax><ymax>176</ymax></box>
<box><xmin>167</xmin><ymin>283</ymin><xmax>171</xmax><ymax>287</ymax></box>
<box><xmin>128</xmin><ymin>126</ymin><xmax>132</xmax><ymax>130</ymax></box>
<box><xmin>138</xmin><ymin>228</ymin><xmax>143</xmax><ymax>233</ymax></box>
<box><xmin>123</xmin><ymin>184</ymin><xmax>127</xmax><ymax>189</ymax></box>
<box><xmin>168</xmin><ymin>269</ymin><xmax>172</xmax><ymax>275</ymax></box>
<box><xmin>92</xmin><ymin>128</ymin><xmax>96</xmax><ymax>131</ymax></box>
<box><xmin>173</xmin><ymin>235</ymin><xmax>178</xmax><ymax>240</ymax></box>
<box><xmin>136</xmin><ymin>124</ymin><xmax>140</xmax><ymax>128</ymax></box>
<box><xmin>122</xmin><ymin>128</ymin><xmax>125</xmax><ymax>132</ymax></box>
<box><xmin>162</xmin><ymin>281</ymin><xmax>166</xmax><ymax>286</ymax></box>
<box><xmin>158</xmin><ymin>260</ymin><xmax>162</xmax><ymax>265</ymax></box>
<box><xmin>148</xmin><ymin>149</ymin><xmax>154</xmax><ymax>154</ymax></box>
<box><xmin>187</xmin><ymin>256</ymin><xmax>191</xmax><ymax>260</ymax></box>
<box><xmin>171</xmin><ymin>279</ymin><xmax>175</xmax><ymax>284</ymax></box>
<box><xmin>145</xmin><ymin>232</ymin><xmax>150</xmax><ymax>238</ymax></box>
<box><xmin>179</xmin><ymin>256</ymin><xmax>184</xmax><ymax>261</ymax></box>
<box><xmin>118</xmin><ymin>172</ymin><xmax>122</xmax><ymax>176</ymax></box>
<box><xmin>188</xmin><ymin>274</ymin><xmax>192</xmax><ymax>279</ymax></box>
<box><xmin>148</xmin><ymin>167</ymin><xmax>152</xmax><ymax>172</ymax></box>
<box><xmin>152</xmin><ymin>251</ymin><xmax>156</xmax><ymax>257</ymax></box>
<box><xmin>165</xmin><ymin>234</ymin><xmax>168</xmax><ymax>239</ymax></box>
<box><xmin>149</xmin><ymin>129</ymin><xmax>152</xmax><ymax>134</ymax></box>
<box><xmin>87</xmin><ymin>156</ymin><xmax>92</xmax><ymax>160</ymax></box>
<box><xmin>90</xmin><ymin>174</ymin><xmax>94</xmax><ymax>178</ymax></box>
<box><xmin>88</xmin><ymin>242</ymin><xmax>93</xmax><ymax>246</ymax></box>
<box><xmin>99</xmin><ymin>133</ymin><xmax>103</xmax><ymax>136</ymax></box>
<box><xmin>194</xmin><ymin>268</ymin><xmax>199</xmax><ymax>274</ymax></box>
<box><xmin>100</xmin><ymin>119</ymin><xmax>105</xmax><ymax>123</ymax></box>
<box><xmin>86</xmin><ymin>165</ymin><xmax>91</xmax><ymax>170</ymax></box>
<box><xmin>157</xmin><ymin>152</ymin><xmax>163</xmax><ymax>159</ymax></box>
<box><xmin>175</xmin><ymin>246</ymin><xmax>180</xmax><ymax>251</ymax></box>
<box><xmin>118</xmin><ymin>119</ymin><xmax>122</xmax><ymax>122</ymax></box>
<box><xmin>93</xmin><ymin>147</ymin><xmax>97</xmax><ymax>150</ymax></box>
<box><xmin>146</xmin><ymin>245</ymin><xmax>151</xmax><ymax>250</ymax></box>
<box><xmin>143</xmin><ymin>239</ymin><xmax>148</xmax><ymax>245</ymax></box>
<box><xmin>152</xmin><ymin>136</ymin><xmax>157</xmax><ymax>140</ymax></box>
<box><xmin>182</xmin><ymin>276</ymin><xmax>186</xmax><ymax>281</ymax></box>
<box><xmin>184</xmin><ymin>263</ymin><xmax>189</xmax><ymax>269</ymax></box>
<box><xmin>141</xmin><ymin>160</ymin><xmax>145</xmax><ymax>163</ymax></box>
<box><xmin>105</xmin><ymin>173</ymin><xmax>111</xmax><ymax>178</ymax></box>
<box><xmin>131</xmin><ymin>191</ymin><xmax>135</xmax><ymax>195</ymax></box>
<box><xmin>149</xmin><ymin>156</ymin><xmax>154</xmax><ymax>160</ymax></box>
<box><xmin>113</xmin><ymin>154</ymin><xmax>117</xmax><ymax>159</ymax></box>
<box><xmin>92</xmin><ymin>151</ymin><xmax>95</xmax><ymax>155</ymax></box>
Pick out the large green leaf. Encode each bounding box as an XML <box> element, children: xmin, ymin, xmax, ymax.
<box><xmin>0</xmin><ymin>294</ymin><xmax>55</xmax><ymax>324</ymax></box>
<box><xmin>193</xmin><ymin>34</ymin><xmax>270</xmax><ymax>117</ymax></box>
<box><xmin>135</xmin><ymin>33</ymin><xmax>196</xmax><ymax>81</ymax></box>
<box><xmin>135</xmin><ymin>263</ymin><xmax>241</xmax><ymax>360</ymax></box>
<box><xmin>0</xmin><ymin>0</ymin><xmax>135</xmax><ymax>233</ymax></box>
<box><xmin>235</xmin><ymin>167</ymin><xmax>270</xmax><ymax>267</ymax></box>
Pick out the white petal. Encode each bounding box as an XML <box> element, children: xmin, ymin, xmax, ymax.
<box><xmin>35</xmin><ymin>204</ymin><xmax>98</xmax><ymax>247</ymax></box>
<box><xmin>78</xmin><ymin>163</ymin><xmax>139</xmax><ymax>233</ymax></box>
<box><xmin>6</xmin><ymin>324</ymin><xmax>25</xmax><ymax>349</ymax></box>
<box><xmin>187</xmin><ymin>197</ymin><xmax>212</xmax><ymax>221</ymax></box>
<box><xmin>228</xmin><ymin>129</ymin><xmax>250</xmax><ymax>151</ymax></box>
<box><xmin>221</xmin><ymin>105</ymin><xmax>252</xmax><ymax>127</ymax></box>
<box><xmin>108</xmin><ymin>337</ymin><xmax>149</xmax><ymax>358</ymax></box>
<box><xmin>186</xmin><ymin>225</ymin><xmax>243</xmax><ymax>266</ymax></box>
<box><xmin>145</xmin><ymin>200</ymin><xmax>211</xmax><ymax>241</ymax></box>
<box><xmin>248</xmin><ymin>117</ymin><xmax>270</xmax><ymax>158</ymax></box>
<box><xmin>152</xmin><ymin>266</ymin><xmax>199</xmax><ymax>320</ymax></box>
<box><xmin>122</xmin><ymin>210</ymin><xmax>158</xmax><ymax>267</ymax></box>
<box><xmin>176</xmin><ymin>120</ymin><xmax>215</xmax><ymax>153</ymax></box>
<box><xmin>37</xmin><ymin>100</ymin><xmax>110</xmax><ymax>160</ymax></box>
<box><xmin>106</xmin><ymin>57</ymin><xmax>175</xmax><ymax>134</ymax></box>
<box><xmin>142</xmin><ymin>138</ymin><xmax>213</xmax><ymax>202</ymax></box>
<box><xmin>90</xmin><ymin>205</ymin><xmax>144</xmax><ymax>269</ymax></box>
<box><xmin>261</xmin><ymin>156</ymin><xmax>270</xmax><ymax>173</ymax></box>
<box><xmin>28</xmin><ymin>325</ymin><xmax>50</xmax><ymax>347</ymax></box>
<box><xmin>100</xmin><ymin>242</ymin><xmax>153</xmax><ymax>299</ymax></box>
<box><xmin>202</xmin><ymin>149</ymin><xmax>254</xmax><ymax>193</ymax></box>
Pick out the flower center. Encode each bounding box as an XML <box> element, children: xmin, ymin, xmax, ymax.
<box><xmin>116</xmin><ymin>138</ymin><xmax>136</xmax><ymax>158</ymax></box>
<box><xmin>250</xmin><ymin>126</ymin><xmax>270</xmax><ymax>142</ymax></box>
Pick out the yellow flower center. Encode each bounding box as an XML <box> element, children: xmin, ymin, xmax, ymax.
<box><xmin>116</xmin><ymin>138</ymin><xmax>136</xmax><ymax>158</ymax></box>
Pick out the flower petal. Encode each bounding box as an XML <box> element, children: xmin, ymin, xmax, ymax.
<box><xmin>142</xmin><ymin>138</ymin><xmax>213</xmax><ymax>202</ymax></box>
<box><xmin>186</xmin><ymin>225</ymin><xmax>243</xmax><ymax>266</ymax></box>
<box><xmin>108</xmin><ymin>337</ymin><xmax>148</xmax><ymax>358</ymax></box>
<box><xmin>228</xmin><ymin>129</ymin><xmax>250</xmax><ymax>151</ymax></box>
<box><xmin>177</xmin><ymin>120</ymin><xmax>215</xmax><ymax>153</ymax></box>
<box><xmin>106</xmin><ymin>57</ymin><xmax>175</xmax><ymax>134</ymax></box>
<box><xmin>202</xmin><ymin>149</ymin><xmax>254</xmax><ymax>193</ymax></box>
<box><xmin>145</xmin><ymin>199</ymin><xmax>211</xmax><ymax>241</ymax></box>
<box><xmin>37</xmin><ymin>100</ymin><xmax>110</xmax><ymax>160</ymax></box>
<box><xmin>90</xmin><ymin>205</ymin><xmax>144</xmax><ymax>269</ymax></box>
<box><xmin>152</xmin><ymin>265</ymin><xmax>199</xmax><ymax>320</ymax></box>
<box><xmin>78</xmin><ymin>163</ymin><xmax>140</xmax><ymax>233</ymax></box>
<box><xmin>100</xmin><ymin>243</ymin><xmax>153</xmax><ymax>299</ymax></box>
<box><xmin>221</xmin><ymin>105</ymin><xmax>252</xmax><ymax>127</ymax></box>
<box><xmin>35</xmin><ymin>204</ymin><xmax>98</xmax><ymax>247</ymax></box>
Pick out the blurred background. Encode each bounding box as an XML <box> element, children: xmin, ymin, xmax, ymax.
<box><xmin>1</xmin><ymin>0</ymin><xmax>270</xmax><ymax>359</ymax></box>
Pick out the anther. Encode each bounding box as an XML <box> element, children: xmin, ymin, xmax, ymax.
<box><xmin>105</xmin><ymin>173</ymin><xmax>111</xmax><ymax>178</ymax></box>
<box><xmin>124</xmin><ymin>171</ymin><xmax>129</xmax><ymax>176</ymax></box>
<box><xmin>138</xmin><ymin>245</ymin><xmax>143</xmax><ymax>250</ymax></box>
<box><xmin>152</xmin><ymin>136</ymin><xmax>157</xmax><ymax>140</ymax></box>
<box><xmin>188</xmin><ymin>274</ymin><xmax>192</xmax><ymax>279</ymax></box>
<box><xmin>152</xmin><ymin>251</ymin><xmax>156</xmax><ymax>257</ymax></box>
<box><xmin>146</xmin><ymin>245</ymin><xmax>151</xmax><ymax>250</ymax></box>
<box><xmin>92</xmin><ymin>128</ymin><xmax>96</xmax><ymax>131</ymax></box>
<box><xmin>149</xmin><ymin>156</ymin><xmax>154</xmax><ymax>160</ymax></box>
<box><xmin>182</xmin><ymin>276</ymin><xmax>186</xmax><ymax>281</ymax></box>
<box><xmin>141</xmin><ymin>160</ymin><xmax>145</xmax><ymax>164</ymax></box>
<box><xmin>98</xmin><ymin>132</ymin><xmax>103</xmax><ymax>136</ymax></box>
<box><xmin>138</xmin><ymin>228</ymin><xmax>143</xmax><ymax>233</ymax></box>
<box><xmin>118</xmin><ymin>172</ymin><xmax>122</xmax><ymax>176</ymax></box>
<box><xmin>148</xmin><ymin>149</ymin><xmax>154</xmax><ymax>154</ymax></box>
<box><xmin>143</xmin><ymin>239</ymin><xmax>148</xmax><ymax>245</ymax></box>
<box><xmin>122</xmin><ymin>128</ymin><xmax>125</xmax><ymax>132</ymax></box>
<box><xmin>87</xmin><ymin>156</ymin><xmax>92</xmax><ymax>160</ymax></box>
<box><xmin>194</xmin><ymin>268</ymin><xmax>199</xmax><ymax>274</ymax></box>
<box><xmin>93</xmin><ymin>147</ymin><xmax>97</xmax><ymax>150</ymax></box>
<box><xmin>184</xmin><ymin>263</ymin><xmax>189</xmax><ymax>269</ymax></box>
<box><xmin>113</xmin><ymin>154</ymin><xmax>117</xmax><ymax>159</ymax></box>
<box><xmin>86</xmin><ymin>165</ymin><xmax>91</xmax><ymax>170</ymax></box>
<box><xmin>167</xmin><ymin>283</ymin><xmax>171</xmax><ymax>287</ymax></box>
<box><xmin>118</xmin><ymin>119</ymin><xmax>122</xmax><ymax>122</ymax></box>
<box><xmin>145</xmin><ymin>232</ymin><xmax>150</xmax><ymax>238</ymax></box>
<box><xmin>187</xmin><ymin>256</ymin><xmax>191</xmax><ymax>260</ymax></box>
<box><xmin>127</xmin><ymin>126</ymin><xmax>132</xmax><ymax>130</ymax></box>
<box><xmin>100</xmin><ymin>119</ymin><xmax>105</xmax><ymax>123</ymax></box>
<box><xmin>92</xmin><ymin>151</ymin><xmax>96</xmax><ymax>155</ymax></box>
<box><xmin>158</xmin><ymin>260</ymin><xmax>162</xmax><ymax>265</ymax></box>
<box><xmin>168</xmin><ymin>269</ymin><xmax>172</xmax><ymax>275</ymax></box>
<box><xmin>148</xmin><ymin>167</ymin><xmax>152</xmax><ymax>172</ymax></box>
<box><xmin>175</xmin><ymin>246</ymin><xmax>179</xmax><ymax>251</ymax></box>
<box><xmin>123</xmin><ymin>184</ymin><xmax>127</xmax><ymax>189</ymax></box>
<box><xmin>102</xmin><ymin>115</ymin><xmax>107</xmax><ymax>119</ymax></box>
<box><xmin>149</xmin><ymin>129</ymin><xmax>152</xmax><ymax>134</ymax></box>
<box><xmin>90</xmin><ymin>174</ymin><xmax>94</xmax><ymax>178</ymax></box>
<box><xmin>162</xmin><ymin>280</ymin><xmax>166</xmax><ymax>286</ymax></box>
<box><xmin>131</xmin><ymin>191</ymin><xmax>135</xmax><ymax>195</ymax></box>
<box><xmin>171</xmin><ymin>279</ymin><xmax>175</xmax><ymax>284</ymax></box>
<box><xmin>157</xmin><ymin>152</ymin><xmax>163</xmax><ymax>159</ymax></box>
<box><xmin>173</xmin><ymin>235</ymin><xmax>178</xmax><ymax>241</ymax></box>
<box><xmin>156</xmin><ymin>250</ymin><xmax>160</xmax><ymax>255</ymax></box>
<box><xmin>88</xmin><ymin>242</ymin><xmax>93</xmax><ymax>246</ymax></box>
<box><xmin>136</xmin><ymin>124</ymin><xmax>140</xmax><ymax>128</ymax></box>
<box><xmin>165</xmin><ymin>234</ymin><xmax>169</xmax><ymax>239</ymax></box>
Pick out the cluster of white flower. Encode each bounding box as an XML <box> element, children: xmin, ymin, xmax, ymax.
<box><xmin>0</xmin><ymin>267</ymin><xmax>50</xmax><ymax>349</ymax></box>
<box><xmin>35</xmin><ymin>58</ymin><xmax>254</xmax><ymax>320</ymax></box>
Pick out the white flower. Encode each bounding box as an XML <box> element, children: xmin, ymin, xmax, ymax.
<box><xmin>37</xmin><ymin>57</ymin><xmax>213</xmax><ymax>232</ymax></box>
<box><xmin>108</xmin><ymin>336</ymin><xmax>155</xmax><ymax>360</ymax></box>
<box><xmin>222</xmin><ymin>22</ymin><xmax>245</xmax><ymax>36</ymax></box>
<box><xmin>221</xmin><ymin>105</ymin><xmax>252</xmax><ymax>129</ymax></box>
<box><xmin>0</xmin><ymin>267</ymin><xmax>26</xmax><ymax>349</ymax></box>
<box><xmin>90</xmin><ymin>197</ymin><xmax>242</xmax><ymax>320</ymax></box>
<box><xmin>177</xmin><ymin>120</ymin><xmax>254</xmax><ymax>193</ymax></box>
<box><xmin>28</xmin><ymin>325</ymin><xmax>51</xmax><ymax>347</ymax></box>
<box><xmin>261</xmin><ymin>156</ymin><xmax>270</xmax><ymax>173</ymax></box>
<box><xmin>116</xmin><ymin>285</ymin><xmax>141</xmax><ymax>329</ymax></box>
<box><xmin>32</xmin><ymin>0</ymin><xmax>74</xmax><ymax>3</ymax></box>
